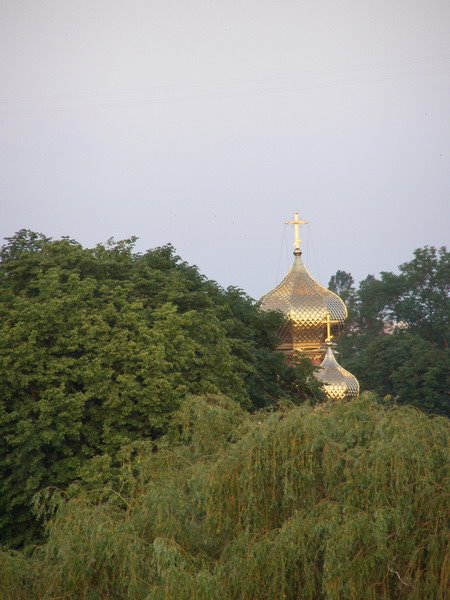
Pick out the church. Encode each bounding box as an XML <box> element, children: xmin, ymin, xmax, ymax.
<box><xmin>260</xmin><ymin>212</ymin><xmax>359</xmax><ymax>400</ymax></box>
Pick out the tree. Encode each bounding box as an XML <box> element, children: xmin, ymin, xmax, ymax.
<box><xmin>328</xmin><ymin>246</ymin><xmax>450</xmax><ymax>416</ymax></box>
<box><xmin>0</xmin><ymin>231</ymin><xmax>322</xmax><ymax>546</ymax></box>
<box><xmin>328</xmin><ymin>270</ymin><xmax>357</xmax><ymax>311</ymax></box>
<box><xmin>357</xmin><ymin>333</ymin><xmax>450</xmax><ymax>415</ymax></box>
<box><xmin>381</xmin><ymin>246</ymin><xmax>449</xmax><ymax>348</ymax></box>
<box><xmin>0</xmin><ymin>396</ymin><xmax>448</xmax><ymax>599</ymax></box>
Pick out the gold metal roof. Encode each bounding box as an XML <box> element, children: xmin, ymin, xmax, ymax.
<box><xmin>316</xmin><ymin>344</ymin><xmax>360</xmax><ymax>400</ymax></box>
<box><xmin>260</xmin><ymin>253</ymin><xmax>347</xmax><ymax>327</ymax></box>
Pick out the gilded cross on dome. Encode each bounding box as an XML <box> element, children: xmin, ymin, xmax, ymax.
<box><xmin>325</xmin><ymin>313</ymin><xmax>334</xmax><ymax>344</ymax></box>
<box><xmin>285</xmin><ymin>212</ymin><xmax>308</xmax><ymax>253</ymax></box>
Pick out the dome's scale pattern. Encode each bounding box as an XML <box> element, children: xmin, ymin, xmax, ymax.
<box><xmin>260</xmin><ymin>254</ymin><xmax>347</xmax><ymax>358</ymax></box>
<box><xmin>316</xmin><ymin>345</ymin><xmax>360</xmax><ymax>400</ymax></box>
<box><xmin>260</xmin><ymin>254</ymin><xmax>347</xmax><ymax>326</ymax></box>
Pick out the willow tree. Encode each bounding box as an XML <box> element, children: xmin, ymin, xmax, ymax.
<box><xmin>0</xmin><ymin>395</ymin><xmax>447</xmax><ymax>600</ymax></box>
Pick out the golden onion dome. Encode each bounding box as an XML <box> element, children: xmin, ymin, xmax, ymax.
<box><xmin>260</xmin><ymin>250</ymin><xmax>347</xmax><ymax>327</ymax></box>
<box><xmin>316</xmin><ymin>343</ymin><xmax>359</xmax><ymax>400</ymax></box>
<box><xmin>259</xmin><ymin>212</ymin><xmax>349</xmax><ymax>364</ymax></box>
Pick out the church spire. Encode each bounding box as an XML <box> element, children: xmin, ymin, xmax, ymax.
<box><xmin>285</xmin><ymin>211</ymin><xmax>308</xmax><ymax>255</ymax></box>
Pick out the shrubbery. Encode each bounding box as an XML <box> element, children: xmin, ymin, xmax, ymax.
<box><xmin>0</xmin><ymin>395</ymin><xmax>448</xmax><ymax>599</ymax></box>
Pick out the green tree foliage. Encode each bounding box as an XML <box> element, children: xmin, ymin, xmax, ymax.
<box><xmin>0</xmin><ymin>230</ymin><xmax>323</xmax><ymax>546</ymax></box>
<box><xmin>328</xmin><ymin>269</ymin><xmax>357</xmax><ymax>312</ymax></box>
<box><xmin>328</xmin><ymin>246</ymin><xmax>450</xmax><ymax>416</ymax></box>
<box><xmin>383</xmin><ymin>246</ymin><xmax>449</xmax><ymax>347</ymax></box>
<box><xmin>328</xmin><ymin>270</ymin><xmax>360</xmax><ymax>363</ymax></box>
<box><xmin>357</xmin><ymin>333</ymin><xmax>449</xmax><ymax>414</ymax></box>
<box><xmin>0</xmin><ymin>395</ymin><xmax>448</xmax><ymax>599</ymax></box>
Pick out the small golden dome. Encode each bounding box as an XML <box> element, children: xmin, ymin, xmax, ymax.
<box><xmin>316</xmin><ymin>344</ymin><xmax>359</xmax><ymax>400</ymax></box>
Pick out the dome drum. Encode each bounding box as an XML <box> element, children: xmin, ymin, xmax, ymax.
<box><xmin>277</xmin><ymin>343</ymin><xmax>325</xmax><ymax>366</ymax></box>
<box><xmin>278</xmin><ymin>321</ymin><xmax>342</xmax><ymax>364</ymax></box>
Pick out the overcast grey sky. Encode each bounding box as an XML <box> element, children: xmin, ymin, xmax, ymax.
<box><xmin>1</xmin><ymin>0</ymin><xmax>449</xmax><ymax>298</ymax></box>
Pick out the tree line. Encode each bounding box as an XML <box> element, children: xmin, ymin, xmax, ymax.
<box><xmin>328</xmin><ymin>245</ymin><xmax>449</xmax><ymax>416</ymax></box>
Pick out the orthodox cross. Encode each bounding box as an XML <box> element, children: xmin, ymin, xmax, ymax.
<box><xmin>325</xmin><ymin>313</ymin><xmax>334</xmax><ymax>343</ymax></box>
<box><xmin>285</xmin><ymin>211</ymin><xmax>308</xmax><ymax>252</ymax></box>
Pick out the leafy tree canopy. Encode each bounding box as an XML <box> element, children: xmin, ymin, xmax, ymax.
<box><xmin>0</xmin><ymin>395</ymin><xmax>448</xmax><ymax>600</ymax></box>
<box><xmin>0</xmin><ymin>230</ymin><xmax>323</xmax><ymax>546</ymax></box>
<box><xmin>328</xmin><ymin>246</ymin><xmax>449</xmax><ymax>416</ymax></box>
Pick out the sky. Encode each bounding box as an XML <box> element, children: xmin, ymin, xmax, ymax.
<box><xmin>1</xmin><ymin>0</ymin><xmax>449</xmax><ymax>298</ymax></box>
